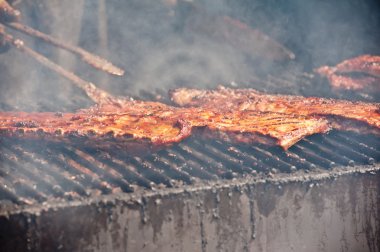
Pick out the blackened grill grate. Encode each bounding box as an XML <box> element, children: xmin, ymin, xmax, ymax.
<box><xmin>0</xmin><ymin>130</ymin><xmax>379</xmax><ymax>207</ymax></box>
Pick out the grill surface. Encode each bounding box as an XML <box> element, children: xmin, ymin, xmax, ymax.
<box><xmin>0</xmin><ymin>66</ymin><xmax>379</xmax><ymax>210</ymax></box>
<box><xmin>0</xmin><ymin>131</ymin><xmax>379</xmax><ymax>209</ymax></box>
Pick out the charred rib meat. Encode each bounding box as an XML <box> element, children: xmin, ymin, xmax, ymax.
<box><xmin>315</xmin><ymin>55</ymin><xmax>380</xmax><ymax>92</ymax></box>
<box><xmin>331</xmin><ymin>55</ymin><xmax>380</xmax><ymax>78</ymax></box>
<box><xmin>2</xmin><ymin>83</ymin><xmax>379</xmax><ymax>151</ymax></box>
<box><xmin>0</xmin><ymin>99</ymin><xmax>329</xmax><ymax>150</ymax></box>
<box><xmin>170</xmin><ymin>86</ymin><xmax>380</xmax><ymax>134</ymax></box>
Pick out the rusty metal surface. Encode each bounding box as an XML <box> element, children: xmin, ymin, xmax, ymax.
<box><xmin>0</xmin><ymin>165</ymin><xmax>379</xmax><ymax>252</ymax></box>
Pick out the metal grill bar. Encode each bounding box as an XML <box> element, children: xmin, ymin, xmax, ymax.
<box><xmin>166</xmin><ymin>147</ymin><xmax>216</xmax><ymax>180</ymax></box>
<box><xmin>193</xmin><ymin>140</ymin><xmax>253</xmax><ymax>174</ymax></box>
<box><xmin>289</xmin><ymin>144</ymin><xmax>336</xmax><ymax>168</ymax></box>
<box><xmin>172</xmin><ymin>144</ymin><xmax>219</xmax><ymax>179</ymax></box>
<box><xmin>82</xmin><ymin>147</ymin><xmax>154</xmax><ymax>189</ymax></box>
<box><xmin>321</xmin><ymin>135</ymin><xmax>373</xmax><ymax>165</ymax></box>
<box><xmin>0</xmin><ymin>160</ymin><xmax>47</xmax><ymax>202</ymax></box>
<box><xmin>0</xmin><ymin>130</ymin><xmax>379</xmax><ymax>206</ymax></box>
<box><xmin>249</xmin><ymin>145</ymin><xmax>295</xmax><ymax>173</ymax></box>
<box><xmin>218</xmin><ymin>143</ymin><xmax>269</xmax><ymax>173</ymax></box>
<box><xmin>147</xmin><ymin>153</ymin><xmax>193</xmax><ymax>184</ymax></box>
<box><xmin>13</xmin><ymin>142</ymin><xmax>90</xmax><ymax>197</ymax></box>
<box><xmin>299</xmin><ymin>138</ymin><xmax>352</xmax><ymax>166</ymax></box>
<box><xmin>179</xmin><ymin>143</ymin><xmax>232</xmax><ymax>178</ymax></box>
<box><xmin>115</xmin><ymin>153</ymin><xmax>175</xmax><ymax>187</ymax></box>
<box><xmin>2</xmin><ymin>145</ymin><xmax>65</xmax><ymax>197</ymax></box>
<box><xmin>64</xmin><ymin>147</ymin><xmax>134</xmax><ymax>192</ymax></box>
<box><xmin>0</xmin><ymin>175</ymin><xmax>24</xmax><ymax>204</ymax></box>
<box><xmin>333</xmin><ymin>133</ymin><xmax>380</xmax><ymax>163</ymax></box>
<box><xmin>42</xmin><ymin>144</ymin><xmax>113</xmax><ymax>194</ymax></box>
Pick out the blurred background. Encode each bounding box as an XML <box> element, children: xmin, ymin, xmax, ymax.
<box><xmin>0</xmin><ymin>0</ymin><xmax>379</xmax><ymax>112</ymax></box>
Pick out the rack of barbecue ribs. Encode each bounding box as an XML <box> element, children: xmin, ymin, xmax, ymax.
<box><xmin>170</xmin><ymin>86</ymin><xmax>380</xmax><ymax>135</ymax></box>
<box><xmin>0</xmin><ymin>97</ymin><xmax>329</xmax><ymax>151</ymax></box>
<box><xmin>315</xmin><ymin>55</ymin><xmax>380</xmax><ymax>92</ymax></box>
<box><xmin>2</xmin><ymin>84</ymin><xmax>380</xmax><ymax>152</ymax></box>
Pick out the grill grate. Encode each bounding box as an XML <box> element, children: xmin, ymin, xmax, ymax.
<box><xmin>0</xmin><ymin>130</ymin><xmax>379</xmax><ymax>207</ymax></box>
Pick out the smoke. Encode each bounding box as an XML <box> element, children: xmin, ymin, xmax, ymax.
<box><xmin>104</xmin><ymin>0</ymin><xmax>260</xmax><ymax>96</ymax></box>
<box><xmin>288</xmin><ymin>0</ymin><xmax>380</xmax><ymax>67</ymax></box>
<box><xmin>0</xmin><ymin>0</ymin><xmax>92</xmax><ymax>112</ymax></box>
<box><xmin>102</xmin><ymin>0</ymin><xmax>380</xmax><ymax>97</ymax></box>
<box><xmin>0</xmin><ymin>0</ymin><xmax>379</xmax><ymax>111</ymax></box>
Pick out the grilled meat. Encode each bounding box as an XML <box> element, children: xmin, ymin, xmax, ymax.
<box><xmin>97</xmin><ymin>101</ymin><xmax>329</xmax><ymax>149</ymax></box>
<box><xmin>332</xmin><ymin>55</ymin><xmax>380</xmax><ymax>78</ymax></box>
<box><xmin>192</xmin><ymin>111</ymin><xmax>328</xmax><ymax>149</ymax></box>
<box><xmin>2</xmin><ymin>83</ymin><xmax>378</xmax><ymax>152</ymax></box>
<box><xmin>0</xmin><ymin>108</ymin><xmax>190</xmax><ymax>152</ymax></box>
<box><xmin>316</xmin><ymin>55</ymin><xmax>380</xmax><ymax>92</ymax></box>
<box><xmin>0</xmin><ymin>0</ymin><xmax>20</xmax><ymax>23</ymax></box>
<box><xmin>318</xmin><ymin>71</ymin><xmax>379</xmax><ymax>92</ymax></box>
<box><xmin>170</xmin><ymin>86</ymin><xmax>380</xmax><ymax>134</ymax></box>
<box><xmin>0</xmin><ymin>98</ymin><xmax>329</xmax><ymax>151</ymax></box>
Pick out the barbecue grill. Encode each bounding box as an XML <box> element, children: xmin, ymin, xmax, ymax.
<box><xmin>0</xmin><ymin>0</ymin><xmax>380</xmax><ymax>252</ymax></box>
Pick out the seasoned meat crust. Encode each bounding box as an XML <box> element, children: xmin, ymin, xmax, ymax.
<box><xmin>2</xmin><ymin>84</ymin><xmax>378</xmax><ymax>152</ymax></box>
<box><xmin>170</xmin><ymin>86</ymin><xmax>380</xmax><ymax>134</ymax></box>
<box><xmin>0</xmin><ymin>98</ymin><xmax>329</xmax><ymax>151</ymax></box>
<box><xmin>332</xmin><ymin>55</ymin><xmax>380</xmax><ymax>78</ymax></box>
<box><xmin>315</xmin><ymin>55</ymin><xmax>380</xmax><ymax>92</ymax></box>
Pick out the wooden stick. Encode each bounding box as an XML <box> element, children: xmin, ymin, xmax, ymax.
<box><xmin>0</xmin><ymin>25</ymin><xmax>120</xmax><ymax>105</ymax></box>
<box><xmin>6</xmin><ymin>22</ymin><xmax>125</xmax><ymax>76</ymax></box>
